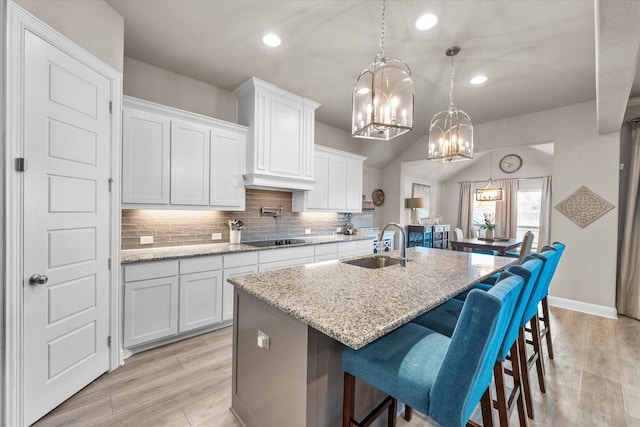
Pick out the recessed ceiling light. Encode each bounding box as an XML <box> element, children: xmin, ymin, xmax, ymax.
<box><xmin>415</xmin><ymin>14</ymin><xmax>438</xmax><ymax>31</ymax></box>
<box><xmin>470</xmin><ymin>75</ymin><xmax>488</xmax><ymax>85</ymax></box>
<box><xmin>262</xmin><ymin>33</ymin><xmax>282</xmax><ymax>47</ymax></box>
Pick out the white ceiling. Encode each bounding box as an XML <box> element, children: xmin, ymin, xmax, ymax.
<box><xmin>106</xmin><ymin>0</ymin><xmax>640</xmax><ymax>169</ymax></box>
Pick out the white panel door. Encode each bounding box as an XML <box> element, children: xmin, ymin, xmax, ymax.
<box><xmin>122</xmin><ymin>107</ymin><xmax>170</xmax><ymax>204</ymax></box>
<box><xmin>210</xmin><ymin>128</ymin><xmax>245</xmax><ymax>210</ymax></box>
<box><xmin>22</xmin><ymin>30</ymin><xmax>111</xmax><ymax>426</ymax></box>
<box><xmin>170</xmin><ymin>119</ymin><xmax>210</xmax><ymax>205</ymax></box>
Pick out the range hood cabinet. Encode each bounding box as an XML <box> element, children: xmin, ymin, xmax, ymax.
<box><xmin>235</xmin><ymin>77</ymin><xmax>320</xmax><ymax>191</ymax></box>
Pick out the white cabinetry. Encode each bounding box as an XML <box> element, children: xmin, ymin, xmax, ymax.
<box><xmin>235</xmin><ymin>77</ymin><xmax>320</xmax><ymax>191</ymax></box>
<box><xmin>122</xmin><ymin>96</ymin><xmax>247</xmax><ymax>210</ymax></box>
<box><xmin>222</xmin><ymin>252</ymin><xmax>259</xmax><ymax>321</ymax></box>
<box><xmin>122</xmin><ymin>108</ymin><xmax>170</xmax><ymax>204</ymax></box>
<box><xmin>178</xmin><ymin>256</ymin><xmax>223</xmax><ymax>332</ymax></box>
<box><xmin>258</xmin><ymin>246</ymin><xmax>315</xmax><ymax>272</ymax></box>
<box><xmin>314</xmin><ymin>243</ymin><xmax>338</xmax><ymax>262</ymax></box>
<box><xmin>292</xmin><ymin>145</ymin><xmax>366</xmax><ymax>213</ymax></box>
<box><xmin>171</xmin><ymin>119</ymin><xmax>210</xmax><ymax>206</ymax></box>
<box><xmin>123</xmin><ymin>261</ymin><xmax>179</xmax><ymax>347</ymax></box>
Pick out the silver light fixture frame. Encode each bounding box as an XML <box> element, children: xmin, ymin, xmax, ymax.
<box><xmin>352</xmin><ymin>0</ymin><xmax>414</xmax><ymax>141</ymax></box>
<box><xmin>428</xmin><ymin>46</ymin><xmax>474</xmax><ymax>162</ymax></box>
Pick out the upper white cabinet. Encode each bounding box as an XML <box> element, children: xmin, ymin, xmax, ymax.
<box><xmin>292</xmin><ymin>145</ymin><xmax>366</xmax><ymax>213</ymax></box>
<box><xmin>122</xmin><ymin>108</ymin><xmax>171</xmax><ymax>204</ymax></box>
<box><xmin>170</xmin><ymin>119</ymin><xmax>210</xmax><ymax>206</ymax></box>
<box><xmin>235</xmin><ymin>77</ymin><xmax>320</xmax><ymax>191</ymax></box>
<box><xmin>122</xmin><ymin>96</ymin><xmax>247</xmax><ymax>210</ymax></box>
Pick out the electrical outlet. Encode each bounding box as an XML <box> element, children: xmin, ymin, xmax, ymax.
<box><xmin>139</xmin><ymin>236</ymin><xmax>153</xmax><ymax>245</ymax></box>
<box><xmin>211</xmin><ymin>233</ymin><xmax>222</xmax><ymax>240</ymax></box>
<box><xmin>336</xmin><ymin>227</ymin><xmax>342</xmax><ymax>233</ymax></box>
<box><xmin>257</xmin><ymin>330</ymin><xmax>270</xmax><ymax>350</ymax></box>
<box><xmin>305</xmin><ymin>229</ymin><xmax>311</xmax><ymax>235</ymax></box>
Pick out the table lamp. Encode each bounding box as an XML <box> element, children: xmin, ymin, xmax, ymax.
<box><xmin>405</xmin><ymin>197</ymin><xmax>425</xmax><ymax>224</ymax></box>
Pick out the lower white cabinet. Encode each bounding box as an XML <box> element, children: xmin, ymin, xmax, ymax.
<box><xmin>123</xmin><ymin>261</ymin><xmax>179</xmax><ymax>348</ymax></box>
<box><xmin>314</xmin><ymin>243</ymin><xmax>338</xmax><ymax>262</ymax></box>
<box><xmin>258</xmin><ymin>246</ymin><xmax>315</xmax><ymax>272</ymax></box>
<box><xmin>123</xmin><ymin>256</ymin><xmax>223</xmax><ymax>348</ymax></box>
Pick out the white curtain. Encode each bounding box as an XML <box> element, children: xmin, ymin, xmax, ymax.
<box><xmin>458</xmin><ymin>182</ymin><xmax>473</xmax><ymax>238</ymax></box>
<box><xmin>538</xmin><ymin>176</ymin><xmax>552</xmax><ymax>248</ymax></box>
<box><xmin>617</xmin><ymin>124</ymin><xmax>640</xmax><ymax>320</ymax></box>
<box><xmin>494</xmin><ymin>179</ymin><xmax>518</xmax><ymax>238</ymax></box>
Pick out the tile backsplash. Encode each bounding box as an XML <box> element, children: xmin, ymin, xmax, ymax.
<box><xmin>122</xmin><ymin>189</ymin><xmax>350</xmax><ymax>249</ymax></box>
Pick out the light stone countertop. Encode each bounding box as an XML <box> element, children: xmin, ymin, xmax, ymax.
<box><xmin>120</xmin><ymin>233</ymin><xmax>375</xmax><ymax>264</ymax></box>
<box><xmin>228</xmin><ymin>247</ymin><xmax>516</xmax><ymax>350</ymax></box>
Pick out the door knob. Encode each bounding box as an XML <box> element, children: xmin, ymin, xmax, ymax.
<box><xmin>29</xmin><ymin>274</ymin><xmax>48</xmax><ymax>285</ymax></box>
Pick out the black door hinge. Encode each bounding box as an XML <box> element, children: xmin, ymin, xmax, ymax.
<box><xmin>15</xmin><ymin>158</ymin><xmax>26</xmax><ymax>172</ymax></box>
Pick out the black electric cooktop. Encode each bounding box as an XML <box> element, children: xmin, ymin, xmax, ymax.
<box><xmin>242</xmin><ymin>239</ymin><xmax>307</xmax><ymax>248</ymax></box>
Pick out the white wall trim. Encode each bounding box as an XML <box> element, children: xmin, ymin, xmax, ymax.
<box><xmin>5</xmin><ymin>3</ymin><xmax>122</xmax><ymax>426</ymax></box>
<box><xmin>548</xmin><ymin>295</ymin><xmax>618</xmax><ymax>319</ymax></box>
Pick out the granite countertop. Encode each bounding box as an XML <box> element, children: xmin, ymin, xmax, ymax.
<box><xmin>228</xmin><ymin>247</ymin><xmax>516</xmax><ymax>350</ymax></box>
<box><xmin>121</xmin><ymin>233</ymin><xmax>375</xmax><ymax>264</ymax></box>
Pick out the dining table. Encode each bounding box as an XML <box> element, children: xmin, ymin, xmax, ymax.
<box><xmin>450</xmin><ymin>237</ymin><xmax>523</xmax><ymax>256</ymax></box>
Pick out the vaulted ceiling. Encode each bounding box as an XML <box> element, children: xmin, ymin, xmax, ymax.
<box><xmin>107</xmin><ymin>0</ymin><xmax>640</xmax><ymax>169</ymax></box>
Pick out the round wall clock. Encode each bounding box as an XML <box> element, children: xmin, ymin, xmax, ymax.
<box><xmin>499</xmin><ymin>154</ymin><xmax>523</xmax><ymax>173</ymax></box>
<box><xmin>372</xmin><ymin>189</ymin><xmax>385</xmax><ymax>206</ymax></box>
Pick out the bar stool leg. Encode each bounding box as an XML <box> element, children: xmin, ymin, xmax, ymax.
<box><xmin>343</xmin><ymin>372</ymin><xmax>355</xmax><ymax>427</ymax></box>
<box><xmin>541</xmin><ymin>297</ymin><xmax>554</xmax><ymax>359</ymax></box>
<box><xmin>518</xmin><ymin>329</ymin><xmax>535</xmax><ymax>420</ymax></box>
<box><xmin>530</xmin><ymin>313</ymin><xmax>546</xmax><ymax>393</ymax></box>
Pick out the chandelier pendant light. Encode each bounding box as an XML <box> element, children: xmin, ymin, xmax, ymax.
<box><xmin>352</xmin><ymin>0</ymin><xmax>414</xmax><ymax>140</ymax></box>
<box><xmin>428</xmin><ymin>46</ymin><xmax>474</xmax><ymax>162</ymax></box>
<box><xmin>476</xmin><ymin>151</ymin><xmax>503</xmax><ymax>201</ymax></box>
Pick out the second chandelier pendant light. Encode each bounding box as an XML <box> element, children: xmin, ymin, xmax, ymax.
<box><xmin>428</xmin><ymin>46</ymin><xmax>474</xmax><ymax>162</ymax></box>
<box><xmin>352</xmin><ymin>0</ymin><xmax>414</xmax><ymax>141</ymax></box>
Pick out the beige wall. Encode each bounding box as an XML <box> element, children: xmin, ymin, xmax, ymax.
<box><xmin>13</xmin><ymin>0</ymin><xmax>124</xmax><ymax>73</ymax></box>
<box><xmin>123</xmin><ymin>57</ymin><xmax>237</xmax><ymax>123</ymax></box>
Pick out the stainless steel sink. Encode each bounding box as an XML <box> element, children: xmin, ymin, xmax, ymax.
<box><xmin>342</xmin><ymin>255</ymin><xmax>403</xmax><ymax>269</ymax></box>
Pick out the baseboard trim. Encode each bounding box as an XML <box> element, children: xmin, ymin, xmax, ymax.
<box><xmin>548</xmin><ymin>296</ymin><xmax>618</xmax><ymax>319</ymax></box>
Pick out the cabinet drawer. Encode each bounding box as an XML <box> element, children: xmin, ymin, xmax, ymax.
<box><xmin>259</xmin><ymin>256</ymin><xmax>315</xmax><ymax>272</ymax></box>
<box><xmin>338</xmin><ymin>241</ymin><xmax>358</xmax><ymax>253</ymax></box>
<box><xmin>315</xmin><ymin>253</ymin><xmax>338</xmax><ymax>262</ymax></box>
<box><xmin>179</xmin><ymin>255</ymin><xmax>222</xmax><ymax>275</ymax></box>
<box><xmin>224</xmin><ymin>252</ymin><xmax>259</xmax><ymax>269</ymax></box>
<box><xmin>259</xmin><ymin>246</ymin><xmax>315</xmax><ymax>264</ymax></box>
<box><xmin>315</xmin><ymin>243</ymin><xmax>338</xmax><ymax>256</ymax></box>
<box><xmin>124</xmin><ymin>260</ymin><xmax>179</xmax><ymax>283</ymax></box>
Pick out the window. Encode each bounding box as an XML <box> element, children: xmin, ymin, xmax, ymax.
<box><xmin>472</xmin><ymin>179</ymin><xmax>542</xmax><ymax>248</ymax></box>
<box><xmin>516</xmin><ymin>189</ymin><xmax>542</xmax><ymax>249</ymax></box>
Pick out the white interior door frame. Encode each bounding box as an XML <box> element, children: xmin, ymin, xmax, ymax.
<box><xmin>4</xmin><ymin>4</ymin><xmax>122</xmax><ymax>426</ymax></box>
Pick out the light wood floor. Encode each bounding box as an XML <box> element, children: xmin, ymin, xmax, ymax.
<box><xmin>34</xmin><ymin>306</ymin><xmax>640</xmax><ymax>427</ymax></box>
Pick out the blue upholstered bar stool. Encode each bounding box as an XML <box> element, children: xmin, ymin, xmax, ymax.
<box><xmin>342</xmin><ymin>274</ymin><xmax>524</xmax><ymax>427</ymax></box>
<box><xmin>412</xmin><ymin>257</ymin><xmax>543</xmax><ymax>427</ymax></box>
<box><xmin>535</xmin><ymin>242</ymin><xmax>566</xmax><ymax>360</ymax></box>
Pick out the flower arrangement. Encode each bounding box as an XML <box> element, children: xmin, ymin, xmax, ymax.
<box><xmin>480</xmin><ymin>213</ymin><xmax>497</xmax><ymax>231</ymax></box>
<box><xmin>342</xmin><ymin>223</ymin><xmax>355</xmax><ymax>235</ymax></box>
<box><xmin>228</xmin><ymin>219</ymin><xmax>244</xmax><ymax>230</ymax></box>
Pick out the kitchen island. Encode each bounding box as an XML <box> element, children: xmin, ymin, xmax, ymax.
<box><xmin>228</xmin><ymin>247</ymin><xmax>515</xmax><ymax>427</ymax></box>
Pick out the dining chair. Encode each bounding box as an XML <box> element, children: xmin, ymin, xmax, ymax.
<box><xmin>451</xmin><ymin>227</ymin><xmax>466</xmax><ymax>251</ymax></box>
<box><xmin>412</xmin><ymin>258</ymin><xmax>543</xmax><ymax>427</ymax></box>
<box><xmin>342</xmin><ymin>274</ymin><xmax>524</xmax><ymax>427</ymax></box>
<box><xmin>505</xmin><ymin>231</ymin><xmax>534</xmax><ymax>263</ymax></box>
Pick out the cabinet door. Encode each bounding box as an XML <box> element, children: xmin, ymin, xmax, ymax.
<box><xmin>223</xmin><ymin>264</ymin><xmax>258</xmax><ymax>321</ymax></box>
<box><xmin>210</xmin><ymin>128</ymin><xmax>246</xmax><ymax>210</ymax></box>
<box><xmin>122</xmin><ymin>108</ymin><xmax>170</xmax><ymax>204</ymax></box>
<box><xmin>171</xmin><ymin>119</ymin><xmax>210</xmax><ymax>205</ymax></box>
<box><xmin>327</xmin><ymin>156</ymin><xmax>347</xmax><ymax>210</ymax></box>
<box><xmin>269</xmin><ymin>92</ymin><xmax>303</xmax><ymax>177</ymax></box>
<box><xmin>306</xmin><ymin>151</ymin><xmax>329</xmax><ymax>209</ymax></box>
<box><xmin>179</xmin><ymin>270</ymin><xmax>223</xmax><ymax>332</ymax></box>
<box><xmin>124</xmin><ymin>276</ymin><xmax>179</xmax><ymax>347</ymax></box>
<box><xmin>345</xmin><ymin>157</ymin><xmax>363</xmax><ymax>211</ymax></box>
